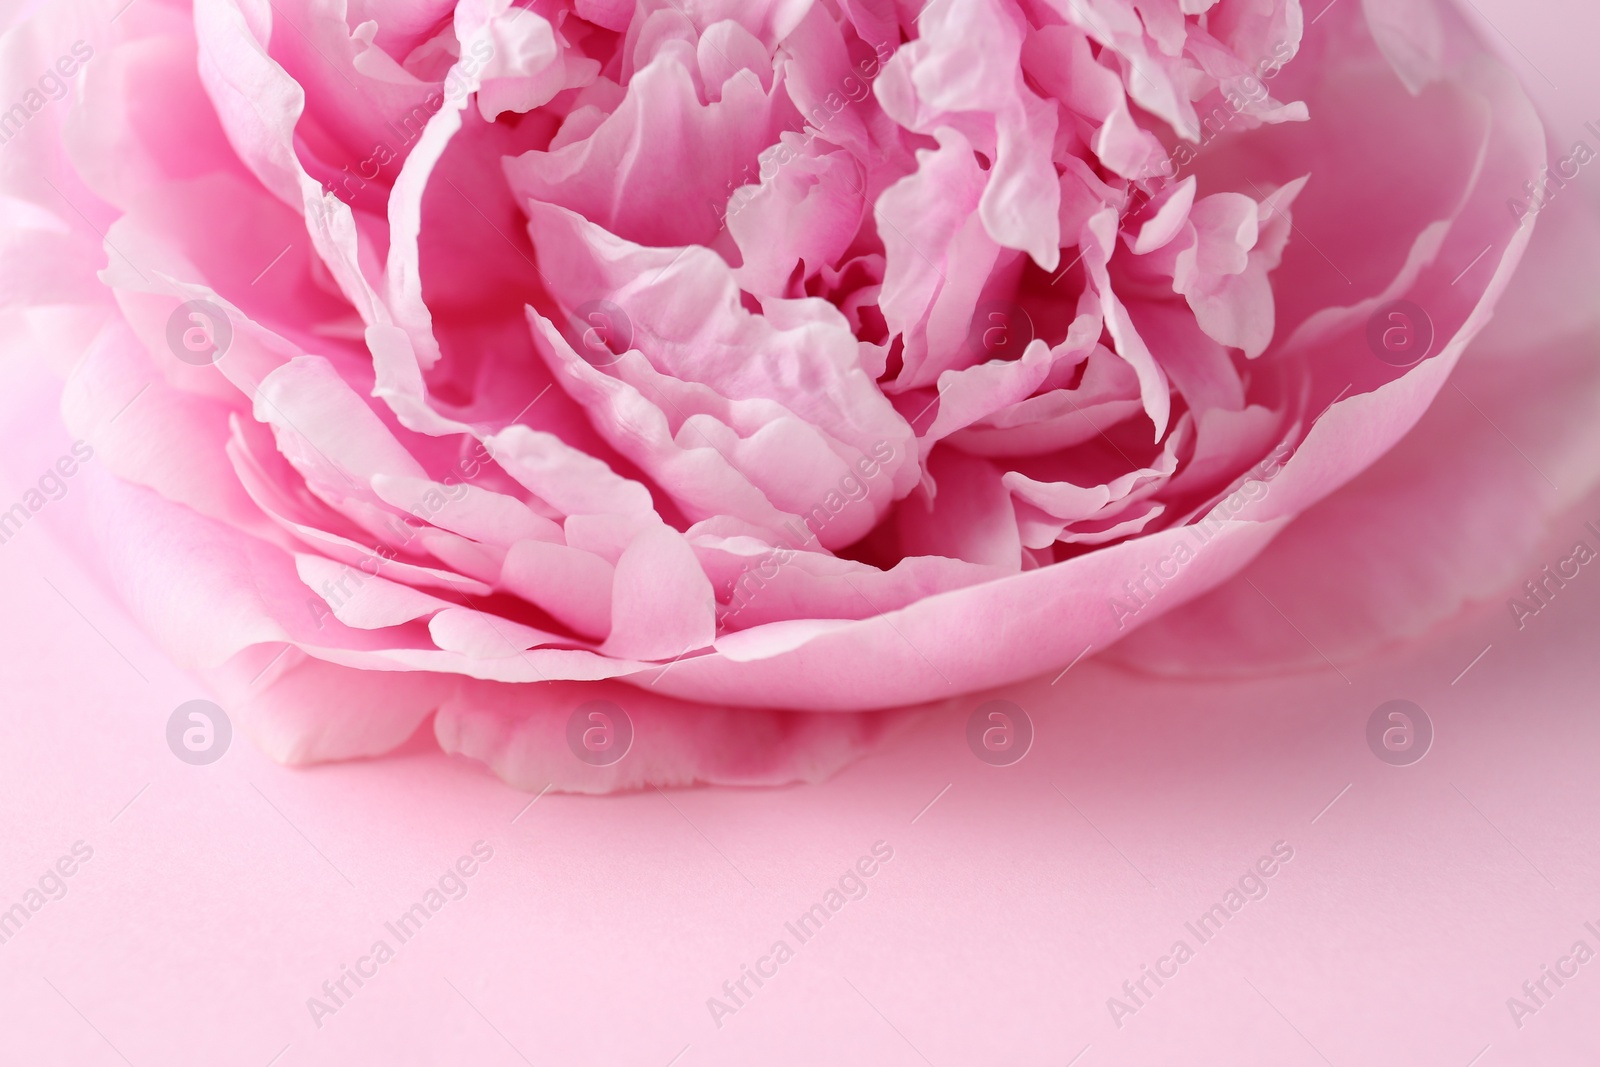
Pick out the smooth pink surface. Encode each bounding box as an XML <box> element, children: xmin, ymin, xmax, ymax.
<box><xmin>3</xmin><ymin>463</ymin><xmax>1600</xmax><ymax>1065</ymax></box>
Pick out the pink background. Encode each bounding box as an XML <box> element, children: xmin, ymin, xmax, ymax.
<box><xmin>7</xmin><ymin>475</ymin><xmax>1600</xmax><ymax>1066</ymax></box>
<box><xmin>4</xmin><ymin>0</ymin><xmax>1600</xmax><ymax>1063</ymax></box>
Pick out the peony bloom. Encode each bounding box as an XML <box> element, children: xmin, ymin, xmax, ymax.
<box><xmin>4</xmin><ymin>0</ymin><xmax>1576</xmax><ymax>789</ymax></box>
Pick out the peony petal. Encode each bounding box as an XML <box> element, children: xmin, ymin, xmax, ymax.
<box><xmin>602</xmin><ymin>524</ymin><xmax>717</xmax><ymax>661</ymax></box>
<box><xmin>434</xmin><ymin>677</ymin><xmax>930</xmax><ymax>793</ymax></box>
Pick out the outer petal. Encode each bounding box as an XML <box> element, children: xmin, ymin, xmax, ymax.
<box><xmin>435</xmin><ymin>678</ymin><xmax>933</xmax><ymax>793</ymax></box>
<box><xmin>1108</xmin><ymin>193</ymin><xmax>1600</xmax><ymax>676</ymax></box>
<box><xmin>211</xmin><ymin>648</ymin><xmax>459</xmax><ymax>763</ymax></box>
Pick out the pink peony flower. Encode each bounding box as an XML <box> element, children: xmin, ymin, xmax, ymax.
<box><xmin>5</xmin><ymin>0</ymin><xmax>1583</xmax><ymax>790</ymax></box>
